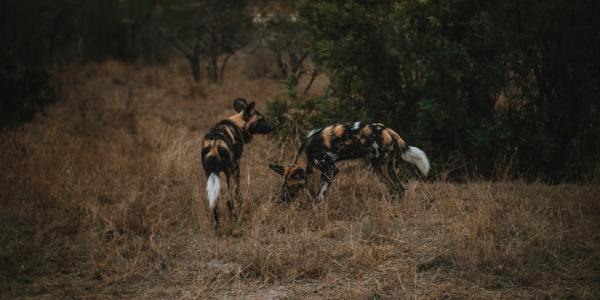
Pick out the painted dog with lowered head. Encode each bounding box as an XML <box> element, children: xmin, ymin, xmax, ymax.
<box><xmin>269</xmin><ymin>122</ymin><xmax>429</xmax><ymax>202</ymax></box>
<box><xmin>201</xmin><ymin>98</ymin><xmax>273</xmax><ymax>229</ymax></box>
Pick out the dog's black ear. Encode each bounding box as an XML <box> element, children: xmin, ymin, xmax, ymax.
<box><xmin>291</xmin><ymin>168</ymin><xmax>307</xmax><ymax>179</ymax></box>
<box><xmin>269</xmin><ymin>164</ymin><xmax>285</xmax><ymax>176</ymax></box>
<box><xmin>243</xmin><ymin>101</ymin><xmax>256</xmax><ymax>120</ymax></box>
<box><xmin>233</xmin><ymin>98</ymin><xmax>248</xmax><ymax>112</ymax></box>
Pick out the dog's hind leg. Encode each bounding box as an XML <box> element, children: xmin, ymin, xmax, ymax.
<box><xmin>225</xmin><ymin>174</ymin><xmax>235</xmax><ymax>223</ymax></box>
<box><xmin>225</xmin><ymin>175</ymin><xmax>233</xmax><ymax>220</ymax></box>
<box><xmin>386</xmin><ymin>159</ymin><xmax>405</xmax><ymax>199</ymax></box>
<box><xmin>226</xmin><ymin>168</ymin><xmax>240</xmax><ymax>222</ymax></box>
<box><xmin>373</xmin><ymin>159</ymin><xmax>404</xmax><ymax>200</ymax></box>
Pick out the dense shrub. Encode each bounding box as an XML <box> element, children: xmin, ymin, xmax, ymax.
<box><xmin>297</xmin><ymin>0</ymin><xmax>600</xmax><ymax>181</ymax></box>
<box><xmin>0</xmin><ymin>65</ymin><xmax>56</xmax><ymax>128</ymax></box>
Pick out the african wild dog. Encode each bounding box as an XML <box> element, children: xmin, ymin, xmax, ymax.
<box><xmin>269</xmin><ymin>122</ymin><xmax>429</xmax><ymax>202</ymax></box>
<box><xmin>201</xmin><ymin>98</ymin><xmax>273</xmax><ymax>230</ymax></box>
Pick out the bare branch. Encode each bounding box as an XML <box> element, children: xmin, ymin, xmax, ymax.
<box><xmin>303</xmin><ymin>69</ymin><xmax>319</xmax><ymax>96</ymax></box>
<box><xmin>158</xmin><ymin>29</ymin><xmax>191</xmax><ymax>58</ymax></box>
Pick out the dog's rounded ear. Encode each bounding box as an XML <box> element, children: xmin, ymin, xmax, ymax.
<box><xmin>269</xmin><ymin>164</ymin><xmax>285</xmax><ymax>176</ymax></box>
<box><xmin>233</xmin><ymin>98</ymin><xmax>248</xmax><ymax>112</ymax></box>
<box><xmin>243</xmin><ymin>101</ymin><xmax>256</xmax><ymax>120</ymax></box>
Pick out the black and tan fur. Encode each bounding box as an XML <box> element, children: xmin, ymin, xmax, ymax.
<box><xmin>269</xmin><ymin>122</ymin><xmax>429</xmax><ymax>202</ymax></box>
<box><xmin>201</xmin><ymin>98</ymin><xmax>273</xmax><ymax>229</ymax></box>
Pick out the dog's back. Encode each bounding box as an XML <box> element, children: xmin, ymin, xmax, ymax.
<box><xmin>270</xmin><ymin>121</ymin><xmax>429</xmax><ymax>202</ymax></box>
<box><xmin>301</xmin><ymin>122</ymin><xmax>408</xmax><ymax>163</ymax></box>
<box><xmin>201</xmin><ymin>120</ymin><xmax>246</xmax><ymax>176</ymax></box>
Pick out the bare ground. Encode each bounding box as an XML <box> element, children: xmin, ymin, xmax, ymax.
<box><xmin>1</xmin><ymin>57</ymin><xmax>598</xmax><ymax>299</ymax></box>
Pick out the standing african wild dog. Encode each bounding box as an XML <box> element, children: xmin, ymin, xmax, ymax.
<box><xmin>201</xmin><ymin>98</ymin><xmax>273</xmax><ymax>229</ymax></box>
<box><xmin>269</xmin><ymin>122</ymin><xmax>429</xmax><ymax>202</ymax></box>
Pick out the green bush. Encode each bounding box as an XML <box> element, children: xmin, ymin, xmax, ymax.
<box><xmin>266</xmin><ymin>94</ymin><xmax>336</xmax><ymax>143</ymax></box>
<box><xmin>298</xmin><ymin>0</ymin><xmax>600</xmax><ymax>181</ymax></box>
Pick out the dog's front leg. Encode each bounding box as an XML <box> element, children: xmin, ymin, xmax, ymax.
<box><xmin>316</xmin><ymin>158</ymin><xmax>339</xmax><ymax>202</ymax></box>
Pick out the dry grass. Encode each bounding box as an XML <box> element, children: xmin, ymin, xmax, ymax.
<box><xmin>1</xmin><ymin>55</ymin><xmax>598</xmax><ymax>299</ymax></box>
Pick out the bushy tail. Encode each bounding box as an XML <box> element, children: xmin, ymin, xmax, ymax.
<box><xmin>401</xmin><ymin>146</ymin><xmax>430</xmax><ymax>176</ymax></box>
<box><xmin>206</xmin><ymin>173</ymin><xmax>220</xmax><ymax>208</ymax></box>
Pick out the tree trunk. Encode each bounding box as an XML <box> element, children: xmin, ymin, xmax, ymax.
<box><xmin>48</xmin><ymin>9</ymin><xmax>66</xmax><ymax>63</ymax></box>
<box><xmin>189</xmin><ymin>45</ymin><xmax>201</xmax><ymax>81</ymax></box>
<box><xmin>206</xmin><ymin>55</ymin><xmax>218</xmax><ymax>82</ymax></box>
<box><xmin>189</xmin><ymin>57</ymin><xmax>200</xmax><ymax>81</ymax></box>
<box><xmin>276</xmin><ymin>52</ymin><xmax>288</xmax><ymax>77</ymax></box>
<box><xmin>219</xmin><ymin>54</ymin><xmax>233</xmax><ymax>82</ymax></box>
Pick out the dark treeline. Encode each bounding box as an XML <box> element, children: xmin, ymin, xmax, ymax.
<box><xmin>0</xmin><ymin>0</ymin><xmax>310</xmax><ymax>126</ymax></box>
<box><xmin>1</xmin><ymin>0</ymin><xmax>255</xmax><ymax>126</ymax></box>
<box><xmin>0</xmin><ymin>0</ymin><xmax>251</xmax><ymax>68</ymax></box>
<box><xmin>2</xmin><ymin>0</ymin><xmax>599</xmax><ymax>181</ymax></box>
<box><xmin>282</xmin><ymin>0</ymin><xmax>599</xmax><ymax>181</ymax></box>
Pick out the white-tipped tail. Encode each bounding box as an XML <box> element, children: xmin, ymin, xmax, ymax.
<box><xmin>206</xmin><ymin>173</ymin><xmax>220</xmax><ymax>208</ymax></box>
<box><xmin>401</xmin><ymin>146</ymin><xmax>430</xmax><ymax>176</ymax></box>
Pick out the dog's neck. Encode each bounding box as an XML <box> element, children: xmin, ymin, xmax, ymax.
<box><xmin>223</xmin><ymin>117</ymin><xmax>252</xmax><ymax>144</ymax></box>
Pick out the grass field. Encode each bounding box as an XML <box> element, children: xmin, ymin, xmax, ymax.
<box><xmin>1</xmin><ymin>57</ymin><xmax>598</xmax><ymax>299</ymax></box>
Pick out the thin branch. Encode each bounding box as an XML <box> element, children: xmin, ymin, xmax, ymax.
<box><xmin>303</xmin><ymin>69</ymin><xmax>319</xmax><ymax>96</ymax></box>
<box><xmin>292</xmin><ymin>51</ymin><xmax>310</xmax><ymax>77</ymax></box>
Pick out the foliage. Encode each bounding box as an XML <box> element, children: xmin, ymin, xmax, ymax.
<box><xmin>298</xmin><ymin>0</ymin><xmax>600</xmax><ymax>180</ymax></box>
<box><xmin>266</xmin><ymin>93</ymin><xmax>337</xmax><ymax>143</ymax></box>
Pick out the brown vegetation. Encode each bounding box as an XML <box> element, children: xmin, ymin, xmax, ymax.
<box><xmin>1</xmin><ymin>56</ymin><xmax>598</xmax><ymax>299</ymax></box>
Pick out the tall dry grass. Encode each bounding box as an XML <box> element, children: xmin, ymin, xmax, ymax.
<box><xmin>0</xmin><ymin>55</ymin><xmax>598</xmax><ymax>299</ymax></box>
